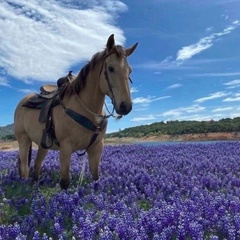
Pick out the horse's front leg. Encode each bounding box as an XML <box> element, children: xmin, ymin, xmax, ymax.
<box><xmin>33</xmin><ymin>147</ymin><xmax>48</xmax><ymax>182</ymax></box>
<box><xmin>87</xmin><ymin>141</ymin><xmax>104</xmax><ymax>180</ymax></box>
<box><xmin>59</xmin><ymin>144</ymin><xmax>72</xmax><ymax>189</ymax></box>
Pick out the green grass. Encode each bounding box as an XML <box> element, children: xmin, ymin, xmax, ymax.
<box><xmin>138</xmin><ymin>199</ymin><xmax>151</xmax><ymax>211</ymax></box>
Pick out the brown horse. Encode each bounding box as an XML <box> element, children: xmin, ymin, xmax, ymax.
<box><xmin>14</xmin><ymin>34</ymin><xmax>138</xmax><ymax>189</ymax></box>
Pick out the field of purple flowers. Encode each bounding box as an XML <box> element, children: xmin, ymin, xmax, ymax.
<box><xmin>0</xmin><ymin>141</ymin><xmax>240</xmax><ymax>239</ymax></box>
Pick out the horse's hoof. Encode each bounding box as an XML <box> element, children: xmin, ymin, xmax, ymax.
<box><xmin>60</xmin><ymin>178</ymin><xmax>70</xmax><ymax>189</ymax></box>
<box><xmin>33</xmin><ymin>174</ymin><xmax>39</xmax><ymax>183</ymax></box>
<box><xmin>94</xmin><ymin>181</ymin><xmax>99</xmax><ymax>191</ymax></box>
<box><xmin>30</xmin><ymin>171</ymin><xmax>38</xmax><ymax>182</ymax></box>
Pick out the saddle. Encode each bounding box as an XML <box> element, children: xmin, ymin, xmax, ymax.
<box><xmin>23</xmin><ymin>71</ymin><xmax>75</xmax><ymax>149</ymax></box>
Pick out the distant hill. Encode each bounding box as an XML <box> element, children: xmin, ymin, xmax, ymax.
<box><xmin>106</xmin><ymin>117</ymin><xmax>240</xmax><ymax>138</ymax></box>
<box><xmin>0</xmin><ymin>124</ymin><xmax>14</xmax><ymax>140</ymax></box>
<box><xmin>2</xmin><ymin>117</ymin><xmax>240</xmax><ymax>140</ymax></box>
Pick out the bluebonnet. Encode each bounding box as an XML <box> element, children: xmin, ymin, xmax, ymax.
<box><xmin>0</xmin><ymin>142</ymin><xmax>239</xmax><ymax>239</ymax></box>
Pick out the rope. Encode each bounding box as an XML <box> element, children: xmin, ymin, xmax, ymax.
<box><xmin>104</xmin><ymin>102</ymin><xmax>122</xmax><ymax>120</ymax></box>
<box><xmin>77</xmin><ymin>155</ymin><xmax>87</xmax><ymax>188</ymax></box>
<box><xmin>75</xmin><ymin>94</ymin><xmax>122</xmax><ymax>123</ymax></box>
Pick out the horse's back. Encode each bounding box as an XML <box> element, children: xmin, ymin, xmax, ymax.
<box><xmin>14</xmin><ymin>93</ymin><xmax>34</xmax><ymax>126</ymax></box>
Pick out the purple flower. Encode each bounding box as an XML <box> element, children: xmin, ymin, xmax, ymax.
<box><xmin>0</xmin><ymin>142</ymin><xmax>240</xmax><ymax>238</ymax></box>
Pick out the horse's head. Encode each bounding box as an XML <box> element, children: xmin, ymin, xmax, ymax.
<box><xmin>99</xmin><ymin>34</ymin><xmax>138</xmax><ymax>116</ymax></box>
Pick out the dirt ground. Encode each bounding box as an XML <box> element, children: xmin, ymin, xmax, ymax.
<box><xmin>0</xmin><ymin>141</ymin><xmax>38</xmax><ymax>151</ymax></box>
<box><xmin>104</xmin><ymin>132</ymin><xmax>240</xmax><ymax>144</ymax></box>
<box><xmin>1</xmin><ymin>132</ymin><xmax>239</xmax><ymax>151</ymax></box>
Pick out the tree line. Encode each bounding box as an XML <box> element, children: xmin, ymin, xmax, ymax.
<box><xmin>106</xmin><ymin>117</ymin><xmax>240</xmax><ymax>138</ymax></box>
<box><xmin>1</xmin><ymin>117</ymin><xmax>240</xmax><ymax>140</ymax></box>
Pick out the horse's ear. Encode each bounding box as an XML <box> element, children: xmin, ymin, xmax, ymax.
<box><xmin>125</xmin><ymin>43</ymin><xmax>138</xmax><ymax>57</ymax></box>
<box><xmin>106</xmin><ymin>34</ymin><xmax>115</xmax><ymax>52</ymax></box>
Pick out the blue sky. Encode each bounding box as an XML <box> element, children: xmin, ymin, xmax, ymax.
<box><xmin>1</xmin><ymin>0</ymin><xmax>240</xmax><ymax>133</ymax></box>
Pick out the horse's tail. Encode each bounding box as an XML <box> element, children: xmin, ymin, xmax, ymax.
<box><xmin>28</xmin><ymin>143</ymin><xmax>32</xmax><ymax>167</ymax></box>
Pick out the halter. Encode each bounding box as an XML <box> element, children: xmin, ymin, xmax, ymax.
<box><xmin>99</xmin><ymin>49</ymin><xmax>132</xmax><ymax>120</ymax></box>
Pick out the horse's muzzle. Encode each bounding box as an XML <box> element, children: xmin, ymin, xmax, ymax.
<box><xmin>116</xmin><ymin>101</ymin><xmax>132</xmax><ymax>115</ymax></box>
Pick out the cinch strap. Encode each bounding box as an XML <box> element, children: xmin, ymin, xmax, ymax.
<box><xmin>65</xmin><ymin>108</ymin><xmax>98</xmax><ymax>132</ymax></box>
<box><xmin>63</xmin><ymin>107</ymin><xmax>107</xmax><ymax>155</ymax></box>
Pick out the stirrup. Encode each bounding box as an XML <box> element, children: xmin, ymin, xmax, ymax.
<box><xmin>40</xmin><ymin>129</ymin><xmax>53</xmax><ymax>149</ymax></box>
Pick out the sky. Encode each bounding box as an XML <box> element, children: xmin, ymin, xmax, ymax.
<box><xmin>1</xmin><ymin>0</ymin><xmax>240</xmax><ymax>133</ymax></box>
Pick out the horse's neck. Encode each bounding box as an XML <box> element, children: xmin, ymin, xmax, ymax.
<box><xmin>66</xmin><ymin>67</ymin><xmax>105</xmax><ymax>118</ymax></box>
<box><xmin>80</xmin><ymin>71</ymin><xmax>105</xmax><ymax>114</ymax></box>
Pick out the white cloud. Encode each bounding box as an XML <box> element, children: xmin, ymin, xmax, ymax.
<box><xmin>137</xmin><ymin>20</ymin><xmax>240</xmax><ymax>72</ymax></box>
<box><xmin>0</xmin><ymin>0</ymin><xmax>127</xmax><ymax>83</ymax></box>
<box><xmin>176</xmin><ymin>20</ymin><xmax>239</xmax><ymax>62</ymax></box>
<box><xmin>0</xmin><ymin>77</ymin><xmax>10</xmax><ymax>87</ymax></box>
<box><xmin>133</xmin><ymin>95</ymin><xmax>171</xmax><ymax>104</ymax></box>
<box><xmin>194</xmin><ymin>92</ymin><xmax>229</xmax><ymax>103</ymax></box>
<box><xmin>212</xmin><ymin>107</ymin><xmax>233</xmax><ymax>112</ymax></box>
<box><xmin>224</xmin><ymin>79</ymin><xmax>240</xmax><ymax>89</ymax></box>
<box><xmin>170</xmin><ymin>113</ymin><xmax>221</xmax><ymax>122</ymax></box>
<box><xmin>18</xmin><ymin>88</ymin><xmax>38</xmax><ymax>93</ymax></box>
<box><xmin>205</xmin><ymin>26</ymin><xmax>213</xmax><ymax>32</ymax></box>
<box><xmin>136</xmin><ymin>58</ymin><xmax>232</xmax><ymax>72</ymax></box>
<box><xmin>130</xmin><ymin>87</ymin><xmax>139</xmax><ymax>93</ymax></box>
<box><xmin>167</xmin><ymin>83</ymin><xmax>182</xmax><ymax>89</ymax></box>
<box><xmin>190</xmin><ymin>72</ymin><xmax>240</xmax><ymax>77</ymax></box>
<box><xmin>176</xmin><ymin>36</ymin><xmax>213</xmax><ymax>62</ymax></box>
<box><xmin>130</xmin><ymin>115</ymin><xmax>156</xmax><ymax>122</ymax></box>
<box><xmin>161</xmin><ymin>104</ymin><xmax>205</xmax><ymax>117</ymax></box>
<box><xmin>223</xmin><ymin>95</ymin><xmax>240</xmax><ymax>102</ymax></box>
<box><xmin>134</xmin><ymin>107</ymin><xmax>148</xmax><ymax>111</ymax></box>
<box><xmin>134</xmin><ymin>59</ymin><xmax>194</xmax><ymax>71</ymax></box>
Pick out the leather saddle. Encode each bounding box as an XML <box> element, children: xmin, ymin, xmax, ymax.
<box><xmin>23</xmin><ymin>71</ymin><xmax>75</xmax><ymax>149</ymax></box>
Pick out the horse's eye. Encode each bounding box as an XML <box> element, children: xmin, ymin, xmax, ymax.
<box><xmin>108</xmin><ymin>66</ymin><xmax>114</xmax><ymax>72</ymax></box>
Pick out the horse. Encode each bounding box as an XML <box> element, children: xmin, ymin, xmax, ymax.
<box><xmin>14</xmin><ymin>34</ymin><xmax>138</xmax><ymax>189</ymax></box>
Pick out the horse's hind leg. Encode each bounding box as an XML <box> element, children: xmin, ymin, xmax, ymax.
<box><xmin>33</xmin><ymin>147</ymin><xmax>48</xmax><ymax>181</ymax></box>
<box><xmin>18</xmin><ymin>136</ymin><xmax>32</xmax><ymax>178</ymax></box>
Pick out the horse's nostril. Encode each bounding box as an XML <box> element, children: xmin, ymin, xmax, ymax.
<box><xmin>120</xmin><ymin>102</ymin><xmax>127</xmax><ymax>113</ymax></box>
<box><xmin>119</xmin><ymin>102</ymin><xmax>132</xmax><ymax>115</ymax></box>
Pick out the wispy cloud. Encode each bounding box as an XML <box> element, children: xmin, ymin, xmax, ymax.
<box><xmin>168</xmin><ymin>113</ymin><xmax>222</xmax><ymax>122</ymax></box>
<box><xmin>134</xmin><ymin>60</ymin><xmax>195</xmax><ymax>71</ymax></box>
<box><xmin>189</xmin><ymin>72</ymin><xmax>240</xmax><ymax>77</ymax></box>
<box><xmin>223</xmin><ymin>93</ymin><xmax>240</xmax><ymax>102</ymax></box>
<box><xmin>176</xmin><ymin>36</ymin><xmax>213</xmax><ymax>62</ymax></box>
<box><xmin>133</xmin><ymin>95</ymin><xmax>171</xmax><ymax>104</ymax></box>
<box><xmin>205</xmin><ymin>26</ymin><xmax>213</xmax><ymax>32</ymax></box>
<box><xmin>136</xmin><ymin>20</ymin><xmax>240</xmax><ymax>72</ymax></box>
<box><xmin>130</xmin><ymin>115</ymin><xmax>156</xmax><ymax>122</ymax></box>
<box><xmin>166</xmin><ymin>83</ymin><xmax>182</xmax><ymax>89</ymax></box>
<box><xmin>224</xmin><ymin>79</ymin><xmax>240</xmax><ymax>89</ymax></box>
<box><xmin>0</xmin><ymin>0</ymin><xmax>126</xmax><ymax>83</ymax></box>
<box><xmin>0</xmin><ymin>77</ymin><xmax>10</xmax><ymax>87</ymax></box>
<box><xmin>212</xmin><ymin>107</ymin><xmax>233</xmax><ymax>112</ymax></box>
<box><xmin>194</xmin><ymin>91</ymin><xmax>229</xmax><ymax>103</ymax></box>
<box><xmin>134</xmin><ymin>107</ymin><xmax>148</xmax><ymax>111</ymax></box>
<box><xmin>176</xmin><ymin>20</ymin><xmax>239</xmax><ymax>62</ymax></box>
<box><xmin>135</xmin><ymin>58</ymin><xmax>235</xmax><ymax>72</ymax></box>
<box><xmin>18</xmin><ymin>88</ymin><xmax>38</xmax><ymax>94</ymax></box>
<box><xmin>161</xmin><ymin>104</ymin><xmax>205</xmax><ymax>117</ymax></box>
<box><xmin>130</xmin><ymin>87</ymin><xmax>139</xmax><ymax>93</ymax></box>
